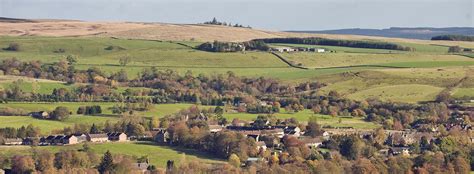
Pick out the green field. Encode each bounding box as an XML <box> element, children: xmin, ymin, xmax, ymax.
<box><xmin>224</xmin><ymin>109</ymin><xmax>380</xmax><ymax>129</ymax></box>
<box><xmin>0</xmin><ymin>142</ymin><xmax>223</xmax><ymax>168</ymax></box>
<box><xmin>280</xmin><ymin>52</ymin><xmax>474</xmax><ymax>69</ymax></box>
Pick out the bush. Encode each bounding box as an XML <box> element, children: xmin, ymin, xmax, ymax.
<box><xmin>50</xmin><ymin>106</ymin><xmax>70</xmax><ymax>121</ymax></box>
<box><xmin>3</xmin><ymin>43</ymin><xmax>20</xmax><ymax>51</ymax></box>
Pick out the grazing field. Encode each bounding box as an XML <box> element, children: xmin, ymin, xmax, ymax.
<box><xmin>346</xmin><ymin>84</ymin><xmax>443</xmax><ymax>103</ymax></box>
<box><xmin>280</xmin><ymin>52</ymin><xmax>474</xmax><ymax>69</ymax></box>
<box><xmin>0</xmin><ymin>142</ymin><xmax>223</xmax><ymax>168</ymax></box>
<box><xmin>0</xmin><ymin>115</ymin><xmax>120</xmax><ymax>134</ymax></box>
<box><xmin>224</xmin><ymin>109</ymin><xmax>380</xmax><ymax>129</ymax></box>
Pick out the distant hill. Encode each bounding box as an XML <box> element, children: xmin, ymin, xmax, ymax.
<box><xmin>288</xmin><ymin>27</ymin><xmax>474</xmax><ymax>40</ymax></box>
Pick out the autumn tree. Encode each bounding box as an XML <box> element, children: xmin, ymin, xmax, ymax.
<box><xmin>228</xmin><ymin>154</ymin><xmax>241</xmax><ymax>167</ymax></box>
<box><xmin>305</xmin><ymin>116</ymin><xmax>322</xmax><ymax>137</ymax></box>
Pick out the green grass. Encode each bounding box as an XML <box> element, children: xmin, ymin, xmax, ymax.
<box><xmin>347</xmin><ymin>84</ymin><xmax>443</xmax><ymax>103</ymax></box>
<box><xmin>224</xmin><ymin>109</ymin><xmax>380</xmax><ymax>129</ymax></box>
<box><xmin>452</xmin><ymin>88</ymin><xmax>474</xmax><ymax>98</ymax></box>
<box><xmin>0</xmin><ymin>115</ymin><xmax>120</xmax><ymax>134</ymax></box>
<box><xmin>0</xmin><ymin>142</ymin><xmax>223</xmax><ymax>168</ymax></box>
<box><xmin>280</xmin><ymin>52</ymin><xmax>474</xmax><ymax>69</ymax></box>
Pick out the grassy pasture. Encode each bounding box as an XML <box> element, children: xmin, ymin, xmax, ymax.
<box><xmin>280</xmin><ymin>52</ymin><xmax>474</xmax><ymax>69</ymax></box>
<box><xmin>0</xmin><ymin>115</ymin><xmax>120</xmax><ymax>134</ymax></box>
<box><xmin>224</xmin><ymin>109</ymin><xmax>379</xmax><ymax>129</ymax></box>
<box><xmin>0</xmin><ymin>142</ymin><xmax>223</xmax><ymax>168</ymax></box>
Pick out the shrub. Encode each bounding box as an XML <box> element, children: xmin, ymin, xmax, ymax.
<box><xmin>3</xmin><ymin>43</ymin><xmax>20</xmax><ymax>51</ymax></box>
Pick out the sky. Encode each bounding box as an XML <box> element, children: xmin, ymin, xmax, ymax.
<box><xmin>0</xmin><ymin>0</ymin><xmax>472</xmax><ymax>31</ymax></box>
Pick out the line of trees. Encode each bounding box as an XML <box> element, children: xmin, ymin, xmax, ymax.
<box><xmin>432</xmin><ymin>35</ymin><xmax>474</xmax><ymax>42</ymax></box>
<box><xmin>253</xmin><ymin>37</ymin><xmax>415</xmax><ymax>51</ymax></box>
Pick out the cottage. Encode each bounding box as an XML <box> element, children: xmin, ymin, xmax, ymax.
<box><xmin>29</xmin><ymin>111</ymin><xmax>49</xmax><ymax>119</ymax></box>
<box><xmin>74</xmin><ymin>134</ymin><xmax>88</xmax><ymax>143</ymax></box>
<box><xmin>63</xmin><ymin>135</ymin><xmax>79</xmax><ymax>145</ymax></box>
<box><xmin>284</xmin><ymin>126</ymin><xmax>301</xmax><ymax>137</ymax></box>
<box><xmin>87</xmin><ymin>134</ymin><xmax>109</xmax><ymax>143</ymax></box>
<box><xmin>154</xmin><ymin>130</ymin><xmax>170</xmax><ymax>143</ymax></box>
<box><xmin>3</xmin><ymin>138</ymin><xmax>23</xmax><ymax>145</ymax></box>
<box><xmin>40</xmin><ymin>135</ymin><xmax>57</xmax><ymax>145</ymax></box>
<box><xmin>300</xmin><ymin>137</ymin><xmax>323</xmax><ymax>148</ymax></box>
<box><xmin>208</xmin><ymin>125</ymin><xmax>223</xmax><ymax>133</ymax></box>
<box><xmin>53</xmin><ymin>135</ymin><xmax>65</xmax><ymax>145</ymax></box>
<box><xmin>247</xmin><ymin>134</ymin><xmax>260</xmax><ymax>142</ymax></box>
<box><xmin>107</xmin><ymin>133</ymin><xmax>127</xmax><ymax>142</ymax></box>
<box><xmin>389</xmin><ymin>147</ymin><xmax>410</xmax><ymax>156</ymax></box>
<box><xmin>256</xmin><ymin>141</ymin><xmax>267</xmax><ymax>151</ymax></box>
<box><xmin>22</xmin><ymin>137</ymin><xmax>38</xmax><ymax>146</ymax></box>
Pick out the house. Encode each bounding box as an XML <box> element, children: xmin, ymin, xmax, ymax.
<box><xmin>40</xmin><ymin>135</ymin><xmax>57</xmax><ymax>145</ymax></box>
<box><xmin>87</xmin><ymin>134</ymin><xmax>109</xmax><ymax>143</ymax></box>
<box><xmin>154</xmin><ymin>130</ymin><xmax>170</xmax><ymax>144</ymax></box>
<box><xmin>74</xmin><ymin>134</ymin><xmax>88</xmax><ymax>143</ymax></box>
<box><xmin>107</xmin><ymin>133</ymin><xmax>127</xmax><ymax>142</ymax></box>
<box><xmin>29</xmin><ymin>111</ymin><xmax>49</xmax><ymax>119</ymax></box>
<box><xmin>22</xmin><ymin>137</ymin><xmax>38</xmax><ymax>146</ymax></box>
<box><xmin>316</xmin><ymin>48</ymin><xmax>325</xmax><ymax>53</ymax></box>
<box><xmin>245</xmin><ymin>157</ymin><xmax>261</xmax><ymax>166</ymax></box>
<box><xmin>284</xmin><ymin>126</ymin><xmax>301</xmax><ymax>137</ymax></box>
<box><xmin>272</xmin><ymin>47</ymin><xmax>295</xmax><ymax>53</ymax></box>
<box><xmin>53</xmin><ymin>135</ymin><xmax>65</xmax><ymax>145</ymax></box>
<box><xmin>132</xmin><ymin>162</ymin><xmax>149</xmax><ymax>173</ymax></box>
<box><xmin>300</xmin><ymin>137</ymin><xmax>323</xmax><ymax>148</ymax></box>
<box><xmin>208</xmin><ymin>125</ymin><xmax>223</xmax><ymax>133</ymax></box>
<box><xmin>3</xmin><ymin>138</ymin><xmax>23</xmax><ymax>145</ymax></box>
<box><xmin>389</xmin><ymin>147</ymin><xmax>410</xmax><ymax>156</ymax></box>
<box><xmin>256</xmin><ymin>141</ymin><xmax>267</xmax><ymax>151</ymax></box>
<box><xmin>247</xmin><ymin>134</ymin><xmax>261</xmax><ymax>142</ymax></box>
<box><xmin>63</xmin><ymin>135</ymin><xmax>78</xmax><ymax>145</ymax></box>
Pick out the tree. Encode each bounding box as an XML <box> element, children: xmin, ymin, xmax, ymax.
<box><xmin>51</xmin><ymin>106</ymin><xmax>70</xmax><ymax>121</ymax></box>
<box><xmin>119</xmin><ymin>56</ymin><xmax>131</xmax><ymax>66</ymax></box>
<box><xmin>11</xmin><ymin>155</ymin><xmax>35</xmax><ymax>174</ymax></box>
<box><xmin>448</xmin><ymin>46</ymin><xmax>462</xmax><ymax>53</ymax></box>
<box><xmin>4</xmin><ymin>43</ymin><xmax>20</xmax><ymax>51</ymax></box>
<box><xmin>228</xmin><ymin>154</ymin><xmax>241</xmax><ymax>167</ymax></box>
<box><xmin>305</xmin><ymin>116</ymin><xmax>322</xmax><ymax>137</ymax></box>
<box><xmin>90</xmin><ymin>124</ymin><xmax>100</xmax><ymax>134</ymax></box>
<box><xmin>98</xmin><ymin>151</ymin><xmax>114</xmax><ymax>174</ymax></box>
<box><xmin>65</xmin><ymin>55</ymin><xmax>77</xmax><ymax>65</ymax></box>
<box><xmin>339</xmin><ymin>136</ymin><xmax>364</xmax><ymax>160</ymax></box>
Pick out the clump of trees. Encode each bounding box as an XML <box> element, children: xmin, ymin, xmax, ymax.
<box><xmin>203</xmin><ymin>17</ymin><xmax>251</xmax><ymax>28</ymax></box>
<box><xmin>50</xmin><ymin>106</ymin><xmax>71</xmax><ymax>121</ymax></box>
<box><xmin>197</xmin><ymin>41</ymin><xmax>246</xmax><ymax>52</ymax></box>
<box><xmin>448</xmin><ymin>46</ymin><xmax>463</xmax><ymax>53</ymax></box>
<box><xmin>3</xmin><ymin>43</ymin><xmax>20</xmax><ymax>51</ymax></box>
<box><xmin>432</xmin><ymin>35</ymin><xmax>474</xmax><ymax>42</ymax></box>
<box><xmin>77</xmin><ymin>105</ymin><xmax>102</xmax><ymax>115</ymax></box>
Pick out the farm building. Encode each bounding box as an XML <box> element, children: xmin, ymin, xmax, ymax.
<box><xmin>208</xmin><ymin>125</ymin><xmax>223</xmax><ymax>133</ymax></box>
<box><xmin>29</xmin><ymin>111</ymin><xmax>49</xmax><ymax>119</ymax></box>
<box><xmin>107</xmin><ymin>133</ymin><xmax>127</xmax><ymax>142</ymax></box>
<box><xmin>3</xmin><ymin>138</ymin><xmax>23</xmax><ymax>145</ymax></box>
<box><xmin>299</xmin><ymin>137</ymin><xmax>323</xmax><ymax>148</ymax></box>
<box><xmin>87</xmin><ymin>133</ymin><xmax>109</xmax><ymax>143</ymax></box>
<box><xmin>154</xmin><ymin>129</ymin><xmax>170</xmax><ymax>143</ymax></box>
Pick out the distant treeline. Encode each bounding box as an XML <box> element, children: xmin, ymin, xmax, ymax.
<box><xmin>253</xmin><ymin>37</ymin><xmax>414</xmax><ymax>51</ymax></box>
<box><xmin>431</xmin><ymin>35</ymin><xmax>474</xmax><ymax>42</ymax></box>
<box><xmin>197</xmin><ymin>37</ymin><xmax>414</xmax><ymax>52</ymax></box>
<box><xmin>203</xmin><ymin>17</ymin><xmax>251</xmax><ymax>28</ymax></box>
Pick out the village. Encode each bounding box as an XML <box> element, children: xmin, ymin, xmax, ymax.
<box><xmin>3</xmin><ymin>114</ymin><xmax>470</xmax><ymax>166</ymax></box>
